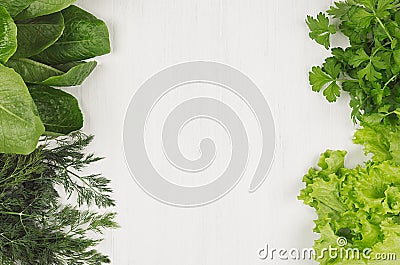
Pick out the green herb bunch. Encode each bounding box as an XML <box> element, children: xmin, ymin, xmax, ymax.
<box><xmin>308</xmin><ymin>0</ymin><xmax>400</xmax><ymax>124</ymax></box>
<box><xmin>0</xmin><ymin>0</ymin><xmax>110</xmax><ymax>154</ymax></box>
<box><xmin>301</xmin><ymin>0</ymin><xmax>400</xmax><ymax>264</ymax></box>
<box><xmin>0</xmin><ymin>133</ymin><xmax>118</xmax><ymax>265</ymax></box>
<box><xmin>0</xmin><ymin>1</ymin><xmax>117</xmax><ymax>264</ymax></box>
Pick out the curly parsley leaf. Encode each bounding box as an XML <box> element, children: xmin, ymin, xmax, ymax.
<box><xmin>307</xmin><ymin>0</ymin><xmax>400</xmax><ymax>124</ymax></box>
<box><xmin>307</xmin><ymin>12</ymin><xmax>337</xmax><ymax>49</ymax></box>
<box><xmin>310</xmin><ymin>58</ymin><xmax>342</xmax><ymax>102</ymax></box>
<box><xmin>328</xmin><ymin>1</ymin><xmax>352</xmax><ymax>19</ymax></box>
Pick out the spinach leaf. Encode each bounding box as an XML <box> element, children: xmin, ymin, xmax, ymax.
<box><xmin>33</xmin><ymin>5</ymin><xmax>110</xmax><ymax>64</ymax></box>
<box><xmin>15</xmin><ymin>0</ymin><xmax>76</xmax><ymax>20</ymax></box>
<box><xmin>6</xmin><ymin>58</ymin><xmax>63</xmax><ymax>83</ymax></box>
<box><xmin>13</xmin><ymin>12</ymin><xmax>65</xmax><ymax>58</ymax></box>
<box><xmin>0</xmin><ymin>0</ymin><xmax>35</xmax><ymax>17</ymax></box>
<box><xmin>0</xmin><ymin>64</ymin><xmax>44</xmax><ymax>154</ymax></box>
<box><xmin>0</xmin><ymin>6</ymin><xmax>17</xmax><ymax>64</ymax></box>
<box><xmin>29</xmin><ymin>85</ymin><xmax>83</xmax><ymax>134</ymax></box>
<box><xmin>6</xmin><ymin>58</ymin><xmax>97</xmax><ymax>86</ymax></box>
<box><xmin>42</xmin><ymin>61</ymin><xmax>97</xmax><ymax>86</ymax></box>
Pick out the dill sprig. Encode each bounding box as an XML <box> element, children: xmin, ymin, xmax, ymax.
<box><xmin>0</xmin><ymin>132</ymin><xmax>118</xmax><ymax>265</ymax></box>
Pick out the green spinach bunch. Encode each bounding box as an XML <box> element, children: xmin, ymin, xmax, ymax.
<box><xmin>307</xmin><ymin>0</ymin><xmax>400</xmax><ymax>124</ymax></box>
<box><xmin>0</xmin><ymin>0</ymin><xmax>110</xmax><ymax>154</ymax></box>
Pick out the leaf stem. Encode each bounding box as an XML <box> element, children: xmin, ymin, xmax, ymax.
<box><xmin>0</xmin><ymin>211</ymin><xmax>36</xmax><ymax>218</ymax></box>
<box><xmin>383</xmin><ymin>74</ymin><xmax>399</xmax><ymax>90</ymax></box>
<box><xmin>337</xmin><ymin>78</ymin><xmax>358</xmax><ymax>83</ymax></box>
<box><xmin>376</xmin><ymin>16</ymin><xmax>393</xmax><ymax>42</ymax></box>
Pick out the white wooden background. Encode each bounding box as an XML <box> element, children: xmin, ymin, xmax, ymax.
<box><xmin>70</xmin><ymin>0</ymin><xmax>364</xmax><ymax>264</ymax></box>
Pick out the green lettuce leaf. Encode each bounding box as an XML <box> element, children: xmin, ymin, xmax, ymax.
<box><xmin>6</xmin><ymin>58</ymin><xmax>97</xmax><ymax>87</ymax></box>
<box><xmin>354</xmin><ymin>123</ymin><xmax>400</xmax><ymax>163</ymax></box>
<box><xmin>0</xmin><ymin>6</ymin><xmax>17</xmax><ymax>64</ymax></box>
<box><xmin>0</xmin><ymin>64</ymin><xmax>44</xmax><ymax>154</ymax></box>
<box><xmin>0</xmin><ymin>0</ymin><xmax>35</xmax><ymax>17</ymax></box>
<box><xmin>15</xmin><ymin>0</ymin><xmax>77</xmax><ymax>20</ymax></box>
<box><xmin>300</xmin><ymin>125</ymin><xmax>400</xmax><ymax>264</ymax></box>
<box><xmin>32</xmin><ymin>5</ymin><xmax>110</xmax><ymax>64</ymax></box>
<box><xmin>13</xmin><ymin>12</ymin><xmax>65</xmax><ymax>58</ymax></box>
<box><xmin>29</xmin><ymin>85</ymin><xmax>83</xmax><ymax>134</ymax></box>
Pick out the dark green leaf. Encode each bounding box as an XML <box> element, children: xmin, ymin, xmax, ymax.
<box><xmin>33</xmin><ymin>5</ymin><xmax>110</xmax><ymax>64</ymax></box>
<box><xmin>0</xmin><ymin>6</ymin><xmax>17</xmax><ymax>64</ymax></box>
<box><xmin>15</xmin><ymin>0</ymin><xmax>77</xmax><ymax>20</ymax></box>
<box><xmin>42</xmin><ymin>61</ymin><xmax>97</xmax><ymax>86</ymax></box>
<box><xmin>6</xmin><ymin>58</ymin><xmax>97</xmax><ymax>87</ymax></box>
<box><xmin>0</xmin><ymin>0</ymin><xmax>35</xmax><ymax>17</ymax></box>
<box><xmin>0</xmin><ymin>64</ymin><xmax>44</xmax><ymax>154</ymax></box>
<box><xmin>29</xmin><ymin>85</ymin><xmax>83</xmax><ymax>134</ymax></box>
<box><xmin>13</xmin><ymin>12</ymin><xmax>65</xmax><ymax>58</ymax></box>
<box><xmin>6</xmin><ymin>58</ymin><xmax>64</xmax><ymax>83</ymax></box>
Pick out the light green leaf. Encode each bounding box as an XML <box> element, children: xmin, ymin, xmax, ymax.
<box><xmin>6</xmin><ymin>58</ymin><xmax>97</xmax><ymax>87</ymax></box>
<box><xmin>383</xmin><ymin>186</ymin><xmax>400</xmax><ymax>215</ymax></box>
<box><xmin>376</xmin><ymin>0</ymin><xmax>393</xmax><ymax>18</ymax></box>
<box><xmin>323</xmin><ymin>82</ymin><xmax>341</xmax><ymax>102</ymax></box>
<box><xmin>309</xmin><ymin>58</ymin><xmax>342</xmax><ymax>102</ymax></box>
<box><xmin>350</xmin><ymin>6</ymin><xmax>375</xmax><ymax>28</ymax></box>
<box><xmin>15</xmin><ymin>0</ymin><xmax>77</xmax><ymax>20</ymax></box>
<box><xmin>29</xmin><ymin>85</ymin><xmax>83</xmax><ymax>134</ymax></box>
<box><xmin>353</xmin><ymin>124</ymin><xmax>392</xmax><ymax>162</ymax></box>
<box><xmin>0</xmin><ymin>6</ymin><xmax>17</xmax><ymax>64</ymax></box>
<box><xmin>13</xmin><ymin>12</ymin><xmax>65</xmax><ymax>58</ymax></box>
<box><xmin>307</xmin><ymin>12</ymin><xmax>337</xmax><ymax>49</ymax></box>
<box><xmin>0</xmin><ymin>64</ymin><xmax>44</xmax><ymax>154</ymax></box>
<box><xmin>328</xmin><ymin>1</ymin><xmax>352</xmax><ymax>19</ymax></box>
<box><xmin>33</xmin><ymin>5</ymin><xmax>110</xmax><ymax>65</ymax></box>
<box><xmin>371</xmin><ymin>55</ymin><xmax>389</xmax><ymax>70</ymax></box>
<box><xmin>310</xmin><ymin>177</ymin><xmax>347</xmax><ymax>213</ymax></box>
<box><xmin>323</xmin><ymin>57</ymin><xmax>342</xmax><ymax>79</ymax></box>
<box><xmin>309</xmin><ymin>66</ymin><xmax>332</xmax><ymax>92</ymax></box>
<box><xmin>393</xmin><ymin>49</ymin><xmax>400</xmax><ymax>65</ymax></box>
<box><xmin>363</xmin><ymin>113</ymin><xmax>385</xmax><ymax>124</ymax></box>
<box><xmin>358</xmin><ymin>62</ymin><xmax>382</xmax><ymax>81</ymax></box>
<box><xmin>317</xmin><ymin>149</ymin><xmax>347</xmax><ymax>173</ymax></box>
<box><xmin>0</xmin><ymin>0</ymin><xmax>36</xmax><ymax>17</ymax></box>
<box><xmin>349</xmin><ymin>49</ymin><xmax>370</xmax><ymax>67</ymax></box>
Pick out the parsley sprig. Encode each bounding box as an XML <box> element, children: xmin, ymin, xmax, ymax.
<box><xmin>308</xmin><ymin>0</ymin><xmax>400</xmax><ymax>124</ymax></box>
